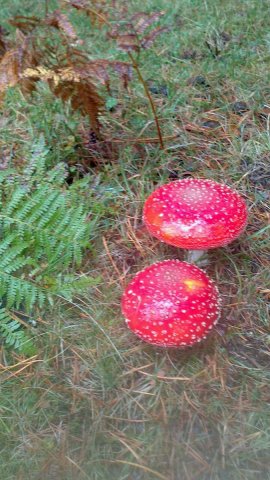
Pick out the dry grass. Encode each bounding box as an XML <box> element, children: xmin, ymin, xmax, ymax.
<box><xmin>1</xmin><ymin>0</ymin><xmax>270</xmax><ymax>479</ymax></box>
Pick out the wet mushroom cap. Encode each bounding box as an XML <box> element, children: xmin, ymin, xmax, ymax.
<box><xmin>143</xmin><ymin>178</ymin><xmax>248</xmax><ymax>249</ymax></box>
<box><xmin>121</xmin><ymin>259</ymin><xmax>221</xmax><ymax>347</ymax></box>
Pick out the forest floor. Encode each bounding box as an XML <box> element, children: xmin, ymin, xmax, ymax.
<box><xmin>0</xmin><ymin>0</ymin><xmax>270</xmax><ymax>479</ymax></box>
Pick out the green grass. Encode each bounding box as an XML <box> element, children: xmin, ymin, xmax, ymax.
<box><xmin>1</xmin><ymin>0</ymin><xmax>270</xmax><ymax>479</ymax></box>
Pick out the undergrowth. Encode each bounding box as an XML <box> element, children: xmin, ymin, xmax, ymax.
<box><xmin>0</xmin><ymin>0</ymin><xmax>270</xmax><ymax>479</ymax></box>
<box><xmin>0</xmin><ymin>137</ymin><xmax>99</xmax><ymax>352</ymax></box>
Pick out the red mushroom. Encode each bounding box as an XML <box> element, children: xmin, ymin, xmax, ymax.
<box><xmin>121</xmin><ymin>259</ymin><xmax>220</xmax><ymax>347</ymax></box>
<box><xmin>143</xmin><ymin>178</ymin><xmax>248</xmax><ymax>261</ymax></box>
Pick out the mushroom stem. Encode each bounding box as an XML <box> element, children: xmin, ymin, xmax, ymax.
<box><xmin>186</xmin><ymin>250</ymin><xmax>207</xmax><ymax>264</ymax></box>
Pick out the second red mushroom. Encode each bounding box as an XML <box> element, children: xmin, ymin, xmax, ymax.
<box><xmin>143</xmin><ymin>178</ymin><xmax>248</xmax><ymax>252</ymax></box>
<box><xmin>122</xmin><ymin>260</ymin><xmax>221</xmax><ymax>347</ymax></box>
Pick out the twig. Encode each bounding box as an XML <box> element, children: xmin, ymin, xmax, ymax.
<box><xmin>65</xmin><ymin>456</ymin><xmax>91</xmax><ymax>479</ymax></box>
<box><xmin>109</xmin><ymin>134</ymin><xmax>178</xmax><ymax>144</ymax></box>
<box><xmin>69</xmin><ymin>5</ymin><xmax>165</xmax><ymax>148</ymax></box>
<box><xmin>102</xmin><ymin>236</ymin><xmax>125</xmax><ymax>287</ymax></box>
<box><xmin>85</xmin><ymin>7</ymin><xmax>108</xmax><ymax>25</ymax></box>
<box><xmin>87</xmin><ymin>459</ymin><xmax>168</xmax><ymax>480</ymax></box>
<box><xmin>127</xmin><ymin>52</ymin><xmax>164</xmax><ymax>149</ymax></box>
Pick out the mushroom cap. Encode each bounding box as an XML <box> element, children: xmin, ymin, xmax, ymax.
<box><xmin>121</xmin><ymin>259</ymin><xmax>220</xmax><ymax>347</ymax></box>
<box><xmin>143</xmin><ymin>178</ymin><xmax>248</xmax><ymax>249</ymax></box>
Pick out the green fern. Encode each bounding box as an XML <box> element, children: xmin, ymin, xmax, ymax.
<box><xmin>0</xmin><ymin>308</ymin><xmax>34</xmax><ymax>354</ymax></box>
<box><xmin>0</xmin><ymin>139</ymin><xmax>97</xmax><ymax>352</ymax></box>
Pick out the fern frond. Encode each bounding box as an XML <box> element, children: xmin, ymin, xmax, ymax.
<box><xmin>0</xmin><ymin>308</ymin><xmax>33</xmax><ymax>352</ymax></box>
<box><xmin>22</xmin><ymin>66</ymin><xmax>103</xmax><ymax>132</ymax></box>
<box><xmin>0</xmin><ymin>272</ymin><xmax>42</xmax><ymax>310</ymax></box>
<box><xmin>0</xmin><ymin>243</ymin><xmax>29</xmax><ymax>269</ymax></box>
<box><xmin>0</xmin><ymin>123</ymin><xmax>96</xmax><ymax>354</ymax></box>
<box><xmin>46</xmin><ymin>10</ymin><xmax>77</xmax><ymax>40</ymax></box>
<box><xmin>0</xmin><ymin>233</ymin><xmax>18</xmax><ymax>255</ymax></box>
<box><xmin>5</xmin><ymin>187</ymin><xmax>28</xmax><ymax>216</ymax></box>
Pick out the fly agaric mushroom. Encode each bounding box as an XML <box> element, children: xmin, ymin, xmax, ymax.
<box><xmin>121</xmin><ymin>259</ymin><xmax>220</xmax><ymax>347</ymax></box>
<box><xmin>143</xmin><ymin>178</ymin><xmax>248</xmax><ymax>262</ymax></box>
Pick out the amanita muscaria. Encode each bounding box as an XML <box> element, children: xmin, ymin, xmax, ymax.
<box><xmin>121</xmin><ymin>259</ymin><xmax>220</xmax><ymax>347</ymax></box>
<box><xmin>143</xmin><ymin>178</ymin><xmax>248</xmax><ymax>261</ymax></box>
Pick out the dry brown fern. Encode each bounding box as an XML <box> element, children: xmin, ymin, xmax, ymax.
<box><xmin>104</xmin><ymin>9</ymin><xmax>168</xmax><ymax>148</ymax></box>
<box><xmin>9</xmin><ymin>15</ymin><xmax>40</xmax><ymax>33</ymax></box>
<box><xmin>107</xmin><ymin>10</ymin><xmax>168</xmax><ymax>52</ymax></box>
<box><xmin>0</xmin><ymin>9</ymin><xmax>134</xmax><ymax>133</ymax></box>
<box><xmin>0</xmin><ymin>49</ymin><xmax>19</xmax><ymax>99</ymax></box>
<box><xmin>1</xmin><ymin>5</ymin><xmax>167</xmax><ymax>144</ymax></box>
<box><xmin>23</xmin><ymin>66</ymin><xmax>102</xmax><ymax>131</ymax></box>
<box><xmin>0</xmin><ymin>26</ymin><xmax>8</xmax><ymax>58</ymax></box>
<box><xmin>0</xmin><ymin>30</ymin><xmax>43</xmax><ymax>99</ymax></box>
<box><xmin>66</xmin><ymin>0</ymin><xmax>109</xmax><ymax>27</ymax></box>
<box><xmin>46</xmin><ymin>10</ymin><xmax>78</xmax><ymax>40</ymax></box>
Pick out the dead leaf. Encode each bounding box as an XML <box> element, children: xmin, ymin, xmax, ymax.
<box><xmin>46</xmin><ymin>10</ymin><xmax>77</xmax><ymax>40</ymax></box>
<box><xmin>9</xmin><ymin>15</ymin><xmax>40</xmax><ymax>33</ymax></box>
<box><xmin>83</xmin><ymin>60</ymin><xmax>111</xmax><ymax>91</ymax></box>
<box><xmin>0</xmin><ymin>49</ymin><xmax>20</xmax><ymax>96</ymax></box>
<box><xmin>131</xmin><ymin>11</ymin><xmax>165</xmax><ymax>34</ymax></box>
<box><xmin>112</xmin><ymin>61</ymin><xmax>132</xmax><ymax>89</ymax></box>
<box><xmin>141</xmin><ymin>27</ymin><xmax>169</xmax><ymax>49</ymax></box>
<box><xmin>54</xmin><ymin>79</ymin><xmax>103</xmax><ymax>131</ymax></box>
<box><xmin>67</xmin><ymin>0</ymin><xmax>108</xmax><ymax>26</ymax></box>
<box><xmin>0</xmin><ymin>27</ymin><xmax>7</xmax><ymax>58</ymax></box>
<box><xmin>116</xmin><ymin>34</ymin><xmax>139</xmax><ymax>52</ymax></box>
<box><xmin>67</xmin><ymin>0</ymin><xmax>89</xmax><ymax>10</ymax></box>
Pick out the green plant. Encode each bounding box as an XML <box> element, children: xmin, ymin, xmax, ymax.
<box><xmin>0</xmin><ymin>138</ymin><xmax>97</xmax><ymax>352</ymax></box>
<box><xmin>1</xmin><ymin>1</ymin><xmax>270</xmax><ymax>479</ymax></box>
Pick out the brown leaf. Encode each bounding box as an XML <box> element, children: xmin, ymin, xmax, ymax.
<box><xmin>141</xmin><ymin>27</ymin><xmax>169</xmax><ymax>49</ymax></box>
<box><xmin>14</xmin><ymin>28</ymin><xmax>26</xmax><ymax>46</ymax></box>
<box><xmin>67</xmin><ymin>0</ymin><xmax>89</xmax><ymax>10</ymax></box>
<box><xmin>0</xmin><ymin>27</ymin><xmax>44</xmax><ymax>98</ymax></box>
<box><xmin>67</xmin><ymin>0</ymin><xmax>108</xmax><ymax>26</ymax></box>
<box><xmin>0</xmin><ymin>49</ymin><xmax>20</xmax><ymax>97</ymax></box>
<box><xmin>85</xmin><ymin>59</ymin><xmax>132</xmax><ymax>89</ymax></box>
<box><xmin>131</xmin><ymin>11</ymin><xmax>165</xmax><ymax>34</ymax></box>
<box><xmin>84</xmin><ymin>60</ymin><xmax>111</xmax><ymax>91</ymax></box>
<box><xmin>22</xmin><ymin>65</ymin><xmax>103</xmax><ymax>132</ymax></box>
<box><xmin>107</xmin><ymin>23</ymin><xmax>121</xmax><ymax>39</ymax></box>
<box><xmin>116</xmin><ymin>34</ymin><xmax>139</xmax><ymax>52</ymax></box>
<box><xmin>22</xmin><ymin>66</ymin><xmax>64</xmax><ymax>84</ymax></box>
<box><xmin>0</xmin><ymin>27</ymin><xmax>7</xmax><ymax>58</ymax></box>
<box><xmin>112</xmin><ymin>61</ymin><xmax>132</xmax><ymax>89</ymax></box>
<box><xmin>21</xmin><ymin>55</ymin><xmax>42</xmax><ymax>93</ymax></box>
<box><xmin>75</xmin><ymin>59</ymin><xmax>132</xmax><ymax>90</ymax></box>
<box><xmin>53</xmin><ymin>78</ymin><xmax>103</xmax><ymax>132</ymax></box>
<box><xmin>46</xmin><ymin>10</ymin><xmax>77</xmax><ymax>40</ymax></box>
<box><xmin>9</xmin><ymin>15</ymin><xmax>40</xmax><ymax>34</ymax></box>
